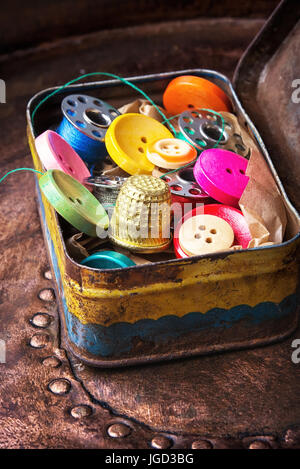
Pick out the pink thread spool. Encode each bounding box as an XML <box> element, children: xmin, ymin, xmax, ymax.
<box><xmin>193</xmin><ymin>149</ymin><xmax>249</xmax><ymax>207</ymax></box>
<box><xmin>35</xmin><ymin>130</ymin><xmax>91</xmax><ymax>184</ymax></box>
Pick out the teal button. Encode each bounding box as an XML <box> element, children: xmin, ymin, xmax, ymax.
<box><xmin>80</xmin><ymin>251</ymin><xmax>136</xmax><ymax>269</ymax></box>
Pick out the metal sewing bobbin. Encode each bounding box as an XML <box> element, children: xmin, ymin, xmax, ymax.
<box><xmin>160</xmin><ymin>164</ymin><xmax>212</xmax><ymax>204</ymax></box>
<box><xmin>57</xmin><ymin>94</ymin><xmax>120</xmax><ymax>165</ymax></box>
<box><xmin>84</xmin><ymin>175</ymin><xmax>127</xmax><ymax>209</ymax></box>
<box><xmin>178</xmin><ymin>109</ymin><xmax>251</xmax><ymax>158</ymax></box>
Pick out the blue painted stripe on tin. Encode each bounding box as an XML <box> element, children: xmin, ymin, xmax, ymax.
<box><xmin>65</xmin><ymin>294</ymin><xmax>297</xmax><ymax>357</ymax></box>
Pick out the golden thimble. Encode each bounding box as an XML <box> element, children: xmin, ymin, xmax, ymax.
<box><xmin>109</xmin><ymin>175</ymin><xmax>172</xmax><ymax>253</ymax></box>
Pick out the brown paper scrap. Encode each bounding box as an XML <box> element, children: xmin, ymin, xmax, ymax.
<box><xmin>118</xmin><ymin>99</ymin><xmax>165</xmax><ymax>122</ymax></box>
<box><xmin>66</xmin><ymin>233</ymin><xmax>108</xmax><ymax>262</ymax></box>
<box><xmin>239</xmin><ymin>148</ymin><xmax>287</xmax><ymax>246</ymax></box>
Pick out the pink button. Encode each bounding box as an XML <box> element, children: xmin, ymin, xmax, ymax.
<box><xmin>193</xmin><ymin>149</ymin><xmax>249</xmax><ymax>207</ymax></box>
<box><xmin>35</xmin><ymin>130</ymin><xmax>91</xmax><ymax>184</ymax></box>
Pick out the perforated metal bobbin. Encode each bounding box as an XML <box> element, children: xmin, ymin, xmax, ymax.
<box><xmin>84</xmin><ymin>175</ymin><xmax>127</xmax><ymax>207</ymax></box>
<box><xmin>178</xmin><ymin>109</ymin><xmax>251</xmax><ymax>158</ymax></box>
<box><xmin>156</xmin><ymin>165</ymin><xmax>211</xmax><ymax>203</ymax></box>
<box><xmin>61</xmin><ymin>94</ymin><xmax>120</xmax><ymax>141</ymax></box>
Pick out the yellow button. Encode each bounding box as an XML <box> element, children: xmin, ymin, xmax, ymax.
<box><xmin>179</xmin><ymin>214</ymin><xmax>234</xmax><ymax>256</ymax></box>
<box><xmin>105</xmin><ymin>113</ymin><xmax>173</xmax><ymax>175</ymax></box>
<box><xmin>147</xmin><ymin>138</ymin><xmax>197</xmax><ymax>169</ymax></box>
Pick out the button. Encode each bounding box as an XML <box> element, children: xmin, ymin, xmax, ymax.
<box><xmin>193</xmin><ymin>149</ymin><xmax>249</xmax><ymax>207</ymax></box>
<box><xmin>174</xmin><ymin>204</ymin><xmax>251</xmax><ymax>258</ymax></box>
<box><xmin>105</xmin><ymin>113</ymin><xmax>173</xmax><ymax>175</ymax></box>
<box><xmin>178</xmin><ymin>214</ymin><xmax>234</xmax><ymax>256</ymax></box>
<box><xmin>39</xmin><ymin>169</ymin><xmax>109</xmax><ymax>237</ymax></box>
<box><xmin>80</xmin><ymin>251</ymin><xmax>136</xmax><ymax>269</ymax></box>
<box><xmin>203</xmin><ymin>204</ymin><xmax>251</xmax><ymax>248</ymax></box>
<box><xmin>35</xmin><ymin>130</ymin><xmax>91</xmax><ymax>184</ymax></box>
<box><xmin>163</xmin><ymin>75</ymin><xmax>232</xmax><ymax>116</ymax></box>
<box><xmin>147</xmin><ymin>138</ymin><xmax>197</xmax><ymax>169</ymax></box>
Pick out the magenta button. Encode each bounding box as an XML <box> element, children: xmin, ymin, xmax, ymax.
<box><xmin>35</xmin><ymin>130</ymin><xmax>91</xmax><ymax>184</ymax></box>
<box><xmin>193</xmin><ymin>149</ymin><xmax>249</xmax><ymax>207</ymax></box>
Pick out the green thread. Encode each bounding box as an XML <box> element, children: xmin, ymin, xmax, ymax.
<box><xmin>161</xmin><ymin>112</ymin><xmax>182</xmax><ymax>125</ymax></box>
<box><xmin>31</xmin><ymin>72</ymin><xmax>177</xmax><ymax>135</ymax></box>
<box><xmin>0</xmin><ymin>168</ymin><xmax>44</xmax><ymax>185</ymax></box>
<box><xmin>162</xmin><ymin>107</ymin><xmax>225</xmax><ymax>148</ymax></box>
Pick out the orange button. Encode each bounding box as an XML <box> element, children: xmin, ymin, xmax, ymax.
<box><xmin>163</xmin><ymin>75</ymin><xmax>231</xmax><ymax>116</ymax></box>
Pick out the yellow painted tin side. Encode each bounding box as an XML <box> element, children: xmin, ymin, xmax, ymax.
<box><xmin>64</xmin><ymin>243</ymin><xmax>298</xmax><ymax>325</ymax></box>
<box><xmin>28</xmin><ymin>127</ymin><xmax>67</xmax><ymax>282</ymax></box>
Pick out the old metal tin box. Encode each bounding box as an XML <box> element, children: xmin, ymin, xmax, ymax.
<box><xmin>27</xmin><ymin>1</ymin><xmax>300</xmax><ymax>367</ymax></box>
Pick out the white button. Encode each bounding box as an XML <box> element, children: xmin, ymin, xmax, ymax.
<box><xmin>154</xmin><ymin>138</ymin><xmax>190</xmax><ymax>158</ymax></box>
<box><xmin>179</xmin><ymin>214</ymin><xmax>234</xmax><ymax>256</ymax></box>
<box><xmin>147</xmin><ymin>138</ymin><xmax>197</xmax><ymax>169</ymax></box>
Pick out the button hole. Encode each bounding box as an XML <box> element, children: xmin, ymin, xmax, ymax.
<box><xmin>210</xmin><ymin>229</ymin><xmax>217</xmax><ymax>234</ymax></box>
<box><xmin>205</xmin><ymin>237</ymin><xmax>212</xmax><ymax>243</ymax></box>
<box><xmin>189</xmin><ymin>188</ymin><xmax>200</xmax><ymax>195</ymax></box>
<box><xmin>226</xmin><ymin>168</ymin><xmax>232</xmax><ymax>174</ymax></box>
<box><xmin>76</xmin><ymin>120</ymin><xmax>86</xmax><ymax>128</ymax></box>
<box><xmin>171</xmin><ymin>184</ymin><xmax>182</xmax><ymax>191</ymax></box>
<box><xmin>184</xmin><ymin>127</ymin><xmax>195</xmax><ymax>136</ymax></box>
<box><xmin>199</xmin><ymin>225</ymin><xmax>206</xmax><ymax>230</ymax></box>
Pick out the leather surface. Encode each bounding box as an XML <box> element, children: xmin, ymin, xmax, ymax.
<box><xmin>0</xmin><ymin>17</ymin><xmax>299</xmax><ymax>448</ymax></box>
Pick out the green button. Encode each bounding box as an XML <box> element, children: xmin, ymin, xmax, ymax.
<box><xmin>39</xmin><ymin>169</ymin><xmax>109</xmax><ymax>237</ymax></box>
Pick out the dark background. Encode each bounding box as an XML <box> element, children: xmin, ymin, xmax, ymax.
<box><xmin>1</xmin><ymin>0</ymin><xmax>279</xmax><ymax>54</ymax></box>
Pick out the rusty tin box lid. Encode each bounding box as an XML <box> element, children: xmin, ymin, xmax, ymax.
<box><xmin>234</xmin><ymin>0</ymin><xmax>300</xmax><ymax>220</ymax></box>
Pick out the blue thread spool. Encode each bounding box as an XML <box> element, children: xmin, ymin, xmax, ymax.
<box><xmin>57</xmin><ymin>94</ymin><xmax>120</xmax><ymax>166</ymax></box>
